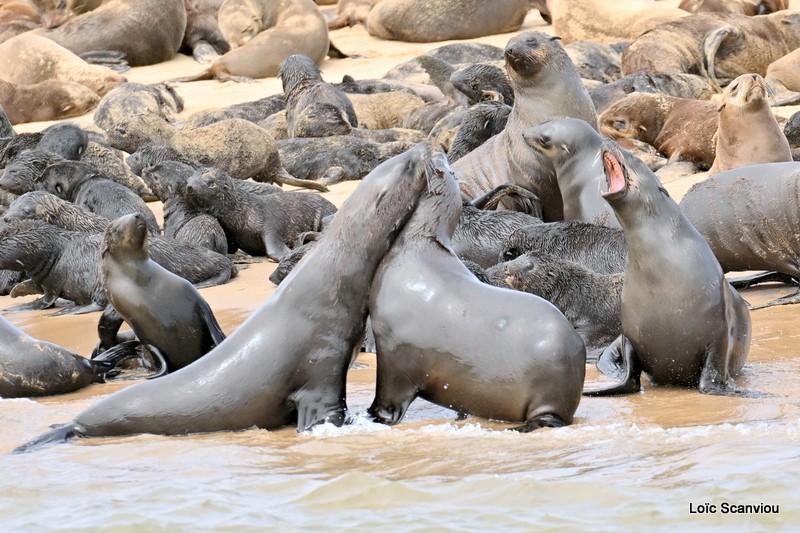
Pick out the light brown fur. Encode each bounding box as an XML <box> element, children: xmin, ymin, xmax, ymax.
<box><xmin>0</xmin><ymin>78</ymin><xmax>100</xmax><ymax>124</ymax></box>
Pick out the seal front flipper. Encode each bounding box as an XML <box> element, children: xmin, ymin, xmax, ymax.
<box><xmin>510</xmin><ymin>413</ymin><xmax>567</xmax><ymax>433</ymax></box>
<box><xmin>290</xmin><ymin>388</ymin><xmax>347</xmax><ymax>432</ymax></box>
<box><xmin>96</xmin><ymin>305</ymin><xmax>125</xmax><ymax>353</ymax></box>
<box><xmin>14</xmin><ymin>423</ymin><xmax>86</xmax><ymax>454</ymax></box>
<box><xmin>368</xmin><ymin>361</ymin><xmax>419</xmax><ymax>425</ymax></box>
<box><xmin>45</xmin><ymin>302</ymin><xmax>104</xmax><ymax>317</ymax></box>
<box><xmin>77</xmin><ymin>50</ymin><xmax>131</xmax><ymax>73</ymax></box>
<box><xmin>751</xmin><ymin>287</ymin><xmax>800</xmax><ymax>310</ymax></box>
<box><xmin>583</xmin><ymin>335</ymin><xmax>642</xmax><ymax>396</ymax></box>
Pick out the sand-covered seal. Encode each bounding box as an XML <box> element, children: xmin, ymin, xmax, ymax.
<box><xmin>523</xmin><ymin>118</ymin><xmax>620</xmax><ymax>228</ymax></box>
<box><xmin>93</xmin><ymin>82</ymin><xmax>184</xmax><ymax>132</ymax></box>
<box><xmin>368</xmin><ymin>151</ymin><xmax>586</xmax><ymax>430</ymax></box>
<box><xmin>34</xmin><ymin>0</ymin><xmax>187</xmax><ymax>67</ymax></box>
<box><xmin>709</xmin><ymin>73</ymin><xmax>792</xmax><ymax>174</ymax></box>
<box><xmin>176</xmin><ymin>0</ymin><xmax>328</xmax><ymax>82</ymax></box>
<box><xmin>98</xmin><ymin>213</ymin><xmax>226</xmax><ymax>372</ymax></box>
<box><xmin>585</xmin><ymin>141</ymin><xmax>750</xmax><ymax>396</ymax></box>
<box><xmin>15</xmin><ymin>143</ymin><xmax>434</xmax><ymax>451</ymax></box>
<box><xmin>367</xmin><ymin>0</ymin><xmax>529</xmax><ymax>42</ymax></box>
<box><xmin>185</xmin><ymin>167</ymin><xmax>336</xmax><ymax>260</ymax></box>
<box><xmin>454</xmin><ymin>31</ymin><xmax>597</xmax><ymax>221</ymax></box>
<box><xmin>0</xmin><ymin>33</ymin><xmax>125</xmax><ymax>96</ymax></box>
<box><xmin>0</xmin><ymin>78</ymin><xmax>99</xmax><ymax>125</ymax></box>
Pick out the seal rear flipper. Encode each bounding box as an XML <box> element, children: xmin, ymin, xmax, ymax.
<box><xmin>271</xmin><ymin>169</ymin><xmax>330</xmax><ymax>193</ymax></box>
<box><xmin>170</xmin><ymin>67</ymin><xmax>216</xmax><ymax>84</ymax></box>
<box><xmin>45</xmin><ymin>302</ymin><xmax>104</xmax><ymax>317</ymax></box>
<box><xmin>89</xmin><ymin>340</ymin><xmax>141</xmax><ymax>379</ymax></box>
<box><xmin>95</xmin><ymin>305</ymin><xmax>125</xmax><ymax>354</ymax></box>
<box><xmin>14</xmin><ymin>423</ymin><xmax>85</xmax><ymax>454</ymax></box>
<box><xmin>77</xmin><ymin>50</ymin><xmax>130</xmax><ymax>73</ymax></box>
<box><xmin>8</xmin><ymin>279</ymin><xmax>41</xmax><ymax>298</ymax></box>
<box><xmin>197</xmin><ymin>299</ymin><xmax>226</xmax><ymax>347</ymax></box>
<box><xmin>751</xmin><ymin>287</ymin><xmax>800</xmax><ymax>310</ymax></box>
<box><xmin>728</xmin><ymin>271</ymin><xmax>799</xmax><ymax>290</ymax></box>
<box><xmin>192</xmin><ymin>42</ymin><xmax>221</xmax><ymax>64</ymax></box>
<box><xmin>702</xmin><ymin>25</ymin><xmax>738</xmax><ymax>90</ymax></box>
<box><xmin>4</xmin><ymin>294</ymin><xmax>58</xmax><ymax>312</ymax></box>
<box><xmin>510</xmin><ymin>413</ymin><xmax>567</xmax><ymax>433</ymax></box>
<box><xmin>583</xmin><ymin>335</ymin><xmax>642</xmax><ymax>396</ymax></box>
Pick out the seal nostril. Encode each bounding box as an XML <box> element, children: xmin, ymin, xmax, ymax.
<box><xmin>751</xmin><ymin>74</ymin><xmax>758</xmax><ymax>80</ymax></box>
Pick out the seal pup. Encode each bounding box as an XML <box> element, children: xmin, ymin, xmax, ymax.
<box><xmin>15</xmin><ymin>143</ymin><xmax>433</xmax><ymax>451</ymax></box>
<box><xmin>280</xmin><ymin>54</ymin><xmax>357</xmax><ymax>138</ymax></box>
<box><xmin>523</xmin><ymin>118</ymin><xmax>620</xmax><ymax>228</ymax></box>
<box><xmin>175</xmin><ymin>0</ymin><xmax>328</xmax><ymax>82</ymax></box>
<box><xmin>709</xmin><ymin>73</ymin><xmax>792</xmax><ymax>175</ymax></box>
<box><xmin>679</xmin><ymin>162</ymin><xmax>800</xmax><ymax>308</ymax></box>
<box><xmin>368</xmin><ymin>151</ymin><xmax>586</xmax><ymax>430</ymax></box>
<box><xmin>97</xmin><ymin>213</ymin><xmax>226</xmax><ymax>373</ymax></box>
<box><xmin>93</xmin><ymin>82</ymin><xmax>184</xmax><ymax>132</ymax></box>
<box><xmin>0</xmin><ymin>78</ymin><xmax>99</xmax><ymax>125</ymax></box>
<box><xmin>585</xmin><ymin>141</ymin><xmax>751</xmax><ymax>396</ymax></box>
<box><xmin>367</xmin><ymin>0</ymin><xmax>529</xmax><ymax>42</ymax></box>
<box><xmin>453</xmin><ymin>31</ymin><xmax>597</xmax><ymax>222</ymax></box>
<box><xmin>447</xmin><ymin>100</ymin><xmax>511</xmax><ymax>164</ymax></box>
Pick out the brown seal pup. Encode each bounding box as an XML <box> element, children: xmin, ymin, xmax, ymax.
<box><xmin>368</xmin><ymin>151</ymin><xmax>586</xmax><ymax>430</ymax></box>
<box><xmin>97</xmin><ymin>213</ymin><xmax>226</xmax><ymax>373</ymax></box>
<box><xmin>599</xmin><ymin>93</ymin><xmax>718</xmax><ymax>169</ymax></box>
<box><xmin>185</xmin><ymin>167</ymin><xmax>336</xmax><ymax>261</ymax></box>
<box><xmin>280</xmin><ymin>54</ymin><xmax>357</xmax><ymax>138</ymax></box>
<box><xmin>679</xmin><ymin>0</ymin><xmax>788</xmax><ymax>15</ymax></box>
<box><xmin>585</xmin><ymin>141</ymin><xmax>751</xmax><ymax>396</ymax></box>
<box><xmin>489</xmin><ymin>251</ymin><xmax>623</xmax><ymax>360</ymax></box>
<box><xmin>0</xmin><ymin>78</ymin><xmax>99</xmax><ymax>125</ymax></box>
<box><xmin>0</xmin><ymin>33</ymin><xmax>125</xmax><ymax>96</ymax></box>
<box><xmin>0</xmin><ymin>314</ymin><xmax>134</xmax><ymax>398</ymax></box>
<box><xmin>367</xmin><ymin>0</ymin><xmax>529</xmax><ymax>42</ymax></box>
<box><xmin>34</xmin><ymin>0</ymin><xmax>187</xmax><ymax>67</ymax></box>
<box><xmin>523</xmin><ymin>118</ymin><xmax>620</xmax><ymax>228</ymax></box>
<box><xmin>549</xmin><ymin>0</ymin><xmax>688</xmax><ymax>44</ymax></box>
<box><xmin>453</xmin><ymin>31</ymin><xmax>598</xmax><ymax>222</ymax></box>
<box><xmin>182</xmin><ymin>0</ymin><xmax>230</xmax><ymax>63</ymax></box>
<box><xmin>709</xmin><ymin>73</ymin><xmax>792</xmax><ymax>174</ymax></box>
<box><xmin>14</xmin><ymin>143</ymin><xmax>434</xmax><ymax>451</ymax></box>
<box><xmin>176</xmin><ymin>0</ymin><xmax>328</xmax><ymax>82</ymax></box>
<box><xmin>679</xmin><ymin>162</ymin><xmax>800</xmax><ymax>309</ymax></box>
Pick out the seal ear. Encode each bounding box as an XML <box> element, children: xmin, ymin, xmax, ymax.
<box><xmin>550</xmin><ymin>36</ymin><xmax>562</xmax><ymax>42</ymax></box>
<box><xmin>717</xmin><ymin>103</ymin><xmax>726</xmax><ymax>112</ymax></box>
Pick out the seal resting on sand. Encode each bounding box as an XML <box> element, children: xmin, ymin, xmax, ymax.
<box><xmin>0</xmin><ymin>78</ymin><xmax>99</xmax><ymax>125</ymax></box>
<box><xmin>368</xmin><ymin>151</ymin><xmax>586</xmax><ymax>430</ymax></box>
<box><xmin>584</xmin><ymin>141</ymin><xmax>751</xmax><ymax>396</ymax></box>
<box><xmin>454</xmin><ymin>31</ymin><xmax>597</xmax><ymax>221</ymax></box>
<box><xmin>14</xmin><ymin>143</ymin><xmax>434</xmax><ymax>451</ymax></box>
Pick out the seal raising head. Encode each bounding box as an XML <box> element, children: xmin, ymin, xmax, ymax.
<box><xmin>102</xmin><ymin>213</ymin><xmax>148</xmax><ymax>260</ymax></box>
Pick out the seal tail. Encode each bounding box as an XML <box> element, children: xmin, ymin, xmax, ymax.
<box><xmin>14</xmin><ymin>423</ymin><xmax>84</xmax><ymax>454</ymax></box>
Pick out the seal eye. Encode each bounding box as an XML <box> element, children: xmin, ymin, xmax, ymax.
<box><xmin>613</xmin><ymin>120</ymin><xmax>627</xmax><ymax>130</ymax></box>
<box><xmin>55</xmin><ymin>184</ymin><xmax>63</xmax><ymax>194</ymax></box>
<box><xmin>538</xmin><ymin>135</ymin><xmax>551</xmax><ymax>148</ymax></box>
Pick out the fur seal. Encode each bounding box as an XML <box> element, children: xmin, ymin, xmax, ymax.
<box><xmin>585</xmin><ymin>141</ymin><xmax>750</xmax><ymax>396</ymax></box>
<box><xmin>589</xmin><ymin>72</ymin><xmax>717</xmax><ymax>114</ymax></box>
<box><xmin>182</xmin><ymin>0</ymin><xmax>230</xmax><ymax>63</ymax></box>
<box><xmin>0</xmin><ymin>33</ymin><xmax>125</xmax><ymax>96</ymax></box>
<box><xmin>345</xmin><ymin>91</ymin><xmax>425</xmax><ymax>130</ymax></box>
<box><xmin>28</xmin><ymin>0</ymin><xmax>101</xmax><ymax>29</ymax></box>
<box><xmin>709</xmin><ymin>73</ymin><xmax>792</xmax><ymax>174</ymax></box>
<box><xmin>93</xmin><ymin>82</ymin><xmax>184</xmax><ymax>132</ymax></box>
<box><xmin>523</xmin><ymin>118</ymin><xmax>620</xmax><ymax>228</ymax></box>
<box><xmin>97</xmin><ymin>213</ymin><xmax>226</xmax><ymax>372</ymax></box>
<box><xmin>679</xmin><ymin>162</ymin><xmax>800</xmax><ymax>308</ymax></box>
<box><xmin>368</xmin><ymin>151</ymin><xmax>586</xmax><ymax>430</ymax></box>
<box><xmin>679</xmin><ymin>0</ymin><xmax>788</xmax><ymax>15</ymax></box>
<box><xmin>34</xmin><ymin>0</ymin><xmax>187</xmax><ymax>67</ymax></box>
<box><xmin>367</xmin><ymin>0</ymin><xmax>529</xmax><ymax>42</ymax></box>
<box><xmin>0</xmin><ymin>0</ymin><xmax>40</xmax><ymax>44</ymax></box>
<box><xmin>449</xmin><ymin>63</ymin><xmax>514</xmax><ymax>106</ymax></box>
<box><xmin>15</xmin><ymin>143</ymin><xmax>434</xmax><ymax>451</ymax></box>
<box><xmin>453</xmin><ymin>31</ymin><xmax>598</xmax><ymax>222</ymax></box>
<box><xmin>176</xmin><ymin>0</ymin><xmax>328</xmax><ymax>82</ymax></box>
<box><xmin>489</xmin><ymin>251</ymin><xmax>623</xmax><ymax>360</ymax></box>
<box><xmin>0</xmin><ymin>78</ymin><xmax>99</xmax><ymax>125</ymax></box>
<box><xmin>185</xmin><ymin>167</ymin><xmax>336</xmax><ymax>260</ymax></box>
<box><xmin>280</xmin><ymin>54</ymin><xmax>357</xmax><ymax>138</ymax></box>
<box><xmin>327</xmin><ymin>0</ymin><xmax>371</xmax><ymax>30</ymax></box>
<box><xmin>0</xmin><ymin>149</ymin><xmax>62</xmax><ymax>195</ymax></box>
<box><xmin>447</xmin><ymin>100</ymin><xmax>511</xmax><ymax>163</ymax></box>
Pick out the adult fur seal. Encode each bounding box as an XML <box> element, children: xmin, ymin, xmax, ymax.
<box><xmin>368</xmin><ymin>151</ymin><xmax>586</xmax><ymax>430</ymax></box>
<box><xmin>709</xmin><ymin>73</ymin><xmax>792</xmax><ymax>175</ymax></box>
<box><xmin>15</xmin><ymin>143</ymin><xmax>433</xmax><ymax>451</ymax></box>
<box><xmin>367</xmin><ymin>0</ymin><xmax>529</xmax><ymax>42</ymax></box>
<box><xmin>176</xmin><ymin>0</ymin><xmax>328</xmax><ymax>82</ymax></box>
<box><xmin>97</xmin><ymin>213</ymin><xmax>226</xmax><ymax>372</ymax></box>
<box><xmin>453</xmin><ymin>31</ymin><xmax>597</xmax><ymax>222</ymax></box>
<box><xmin>523</xmin><ymin>118</ymin><xmax>619</xmax><ymax>228</ymax></box>
<box><xmin>0</xmin><ymin>78</ymin><xmax>99</xmax><ymax>125</ymax></box>
<box><xmin>34</xmin><ymin>0</ymin><xmax>187</xmax><ymax>67</ymax></box>
<box><xmin>679</xmin><ymin>162</ymin><xmax>800</xmax><ymax>309</ymax></box>
<box><xmin>585</xmin><ymin>141</ymin><xmax>750</xmax><ymax>396</ymax></box>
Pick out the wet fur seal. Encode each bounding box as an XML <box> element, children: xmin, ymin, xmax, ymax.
<box><xmin>34</xmin><ymin>0</ymin><xmax>187</xmax><ymax>67</ymax></box>
<box><xmin>368</xmin><ymin>151</ymin><xmax>586</xmax><ymax>430</ymax></box>
<box><xmin>97</xmin><ymin>213</ymin><xmax>226</xmax><ymax>372</ymax></box>
<box><xmin>367</xmin><ymin>0</ymin><xmax>529</xmax><ymax>42</ymax></box>
<box><xmin>679</xmin><ymin>162</ymin><xmax>800</xmax><ymax>309</ymax></box>
<box><xmin>0</xmin><ymin>33</ymin><xmax>125</xmax><ymax>96</ymax></box>
<box><xmin>177</xmin><ymin>0</ymin><xmax>328</xmax><ymax>82</ymax></box>
<box><xmin>585</xmin><ymin>141</ymin><xmax>750</xmax><ymax>396</ymax></box>
<box><xmin>15</xmin><ymin>142</ymin><xmax>433</xmax><ymax>451</ymax></box>
<box><xmin>523</xmin><ymin>118</ymin><xmax>620</xmax><ymax>228</ymax></box>
<box><xmin>447</xmin><ymin>100</ymin><xmax>511</xmax><ymax>163</ymax></box>
<box><xmin>186</xmin><ymin>167</ymin><xmax>336</xmax><ymax>260</ymax></box>
<box><xmin>0</xmin><ymin>78</ymin><xmax>99</xmax><ymax>125</ymax></box>
<box><xmin>709</xmin><ymin>73</ymin><xmax>792</xmax><ymax>174</ymax></box>
<box><xmin>454</xmin><ymin>31</ymin><xmax>598</xmax><ymax>222</ymax></box>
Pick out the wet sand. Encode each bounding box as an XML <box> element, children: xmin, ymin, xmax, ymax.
<box><xmin>2</xmin><ymin>5</ymin><xmax>800</xmax><ymax>530</ymax></box>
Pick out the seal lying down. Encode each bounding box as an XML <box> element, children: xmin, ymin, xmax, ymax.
<box><xmin>15</xmin><ymin>143</ymin><xmax>434</xmax><ymax>452</ymax></box>
<box><xmin>584</xmin><ymin>141</ymin><xmax>751</xmax><ymax>396</ymax></box>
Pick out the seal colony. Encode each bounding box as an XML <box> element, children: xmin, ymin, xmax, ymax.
<box><xmin>6</xmin><ymin>1</ymin><xmax>800</xmax><ymax>452</ymax></box>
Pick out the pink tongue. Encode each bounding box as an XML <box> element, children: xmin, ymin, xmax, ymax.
<box><xmin>603</xmin><ymin>152</ymin><xmax>625</xmax><ymax>193</ymax></box>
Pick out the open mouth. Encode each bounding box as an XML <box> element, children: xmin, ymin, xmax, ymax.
<box><xmin>602</xmin><ymin>149</ymin><xmax>627</xmax><ymax>197</ymax></box>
